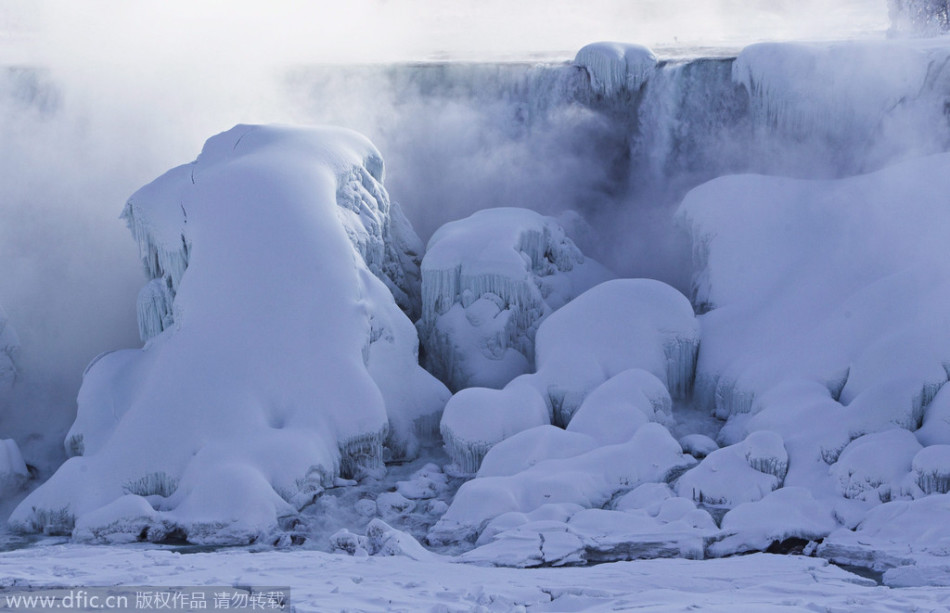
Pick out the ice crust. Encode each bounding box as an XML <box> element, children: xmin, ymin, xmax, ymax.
<box><xmin>10</xmin><ymin>125</ymin><xmax>448</xmax><ymax>544</ymax></box>
<box><xmin>419</xmin><ymin>207</ymin><xmax>612</xmax><ymax>391</ymax></box>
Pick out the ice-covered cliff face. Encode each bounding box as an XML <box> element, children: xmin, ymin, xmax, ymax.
<box><xmin>10</xmin><ymin>125</ymin><xmax>448</xmax><ymax>544</ymax></box>
<box><xmin>0</xmin><ymin>305</ymin><xmax>18</xmax><ymax>404</ymax></box>
<box><xmin>419</xmin><ymin>208</ymin><xmax>613</xmax><ymax>391</ymax></box>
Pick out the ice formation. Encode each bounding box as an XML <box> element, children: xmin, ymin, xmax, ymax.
<box><xmin>10</xmin><ymin>125</ymin><xmax>449</xmax><ymax>544</ymax></box>
<box><xmin>0</xmin><ymin>305</ymin><xmax>18</xmax><ymax>405</ymax></box>
<box><xmin>419</xmin><ymin>207</ymin><xmax>612</xmax><ymax>391</ymax></box>
<box><xmin>566</xmin><ymin>369</ymin><xmax>673</xmax><ymax>446</ymax></box>
<box><xmin>0</xmin><ymin>438</ymin><xmax>28</xmax><ymax>497</ymax></box>
<box><xmin>440</xmin><ymin>383</ymin><xmax>549</xmax><ymax>475</ymax></box>
<box><xmin>573</xmin><ymin>42</ymin><xmax>657</xmax><ymax>98</ymax></box>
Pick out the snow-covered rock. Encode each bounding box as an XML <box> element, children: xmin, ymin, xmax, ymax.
<box><xmin>566</xmin><ymin>369</ymin><xmax>673</xmax><ymax>446</ymax></box>
<box><xmin>829</xmin><ymin>429</ymin><xmax>920</xmax><ymax>503</ymax></box>
<box><xmin>912</xmin><ymin>445</ymin><xmax>950</xmax><ymax>495</ymax></box>
<box><xmin>709</xmin><ymin>487</ymin><xmax>838</xmax><ymax>557</ymax></box>
<box><xmin>476</xmin><ymin>425</ymin><xmax>597</xmax><ymax>479</ymax></box>
<box><xmin>419</xmin><ymin>207</ymin><xmax>612</xmax><ymax>391</ymax></box>
<box><xmin>440</xmin><ymin>383</ymin><xmax>549</xmax><ymax>475</ymax></box>
<box><xmin>527</xmin><ymin>278</ymin><xmax>699</xmax><ymax>426</ymax></box>
<box><xmin>675</xmin><ymin>431</ymin><xmax>788</xmax><ymax>508</ymax></box>
<box><xmin>331</xmin><ymin>518</ymin><xmax>441</xmax><ymax>562</ymax></box>
<box><xmin>819</xmin><ymin>494</ymin><xmax>950</xmax><ymax>573</ymax></box>
<box><xmin>429</xmin><ymin>423</ymin><xmax>695</xmax><ymax>546</ymax></box>
<box><xmin>10</xmin><ymin>125</ymin><xmax>449</xmax><ymax>544</ymax></box>
<box><xmin>573</xmin><ymin>42</ymin><xmax>657</xmax><ymax>98</ymax></box>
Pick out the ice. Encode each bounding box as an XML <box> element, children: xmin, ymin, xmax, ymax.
<box><xmin>0</xmin><ymin>438</ymin><xmax>28</xmax><ymax>497</ymax></box>
<box><xmin>428</xmin><ymin>423</ymin><xmax>695</xmax><ymax>546</ymax></box>
<box><xmin>679</xmin><ymin>434</ymin><xmax>719</xmax><ymax>459</ymax></box>
<box><xmin>916</xmin><ymin>384</ymin><xmax>950</xmax><ymax>446</ymax></box>
<box><xmin>573</xmin><ymin>42</ymin><xmax>657</xmax><ymax>98</ymax></box>
<box><xmin>440</xmin><ymin>383</ymin><xmax>550</xmax><ymax>474</ymax></box>
<box><xmin>526</xmin><ymin>278</ymin><xmax>699</xmax><ymax>426</ymax></box>
<box><xmin>912</xmin><ymin>445</ymin><xmax>950</xmax><ymax>495</ymax></box>
<box><xmin>331</xmin><ymin>519</ymin><xmax>442</xmax><ymax>562</ymax></box>
<box><xmin>419</xmin><ymin>207</ymin><xmax>612</xmax><ymax>391</ymax></box>
<box><xmin>708</xmin><ymin>487</ymin><xmax>838</xmax><ymax>557</ymax></box>
<box><xmin>566</xmin><ymin>369</ymin><xmax>673</xmax><ymax>446</ymax></box>
<box><xmin>10</xmin><ymin>125</ymin><xmax>448</xmax><ymax>544</ymax></box>
<box><xmin>0</xmin><ymin>304</ymin><xmax>19</xmax><ymax>405</ymax></box>
<box><xmin>675</xmin><ymin>431</ymin><xmax>787</xmax><ymax>508</ymax></box>
<box><xmin>830</xmin><ymin>429</ymin><xmax>921</xmax><ymax>503</ymax></box>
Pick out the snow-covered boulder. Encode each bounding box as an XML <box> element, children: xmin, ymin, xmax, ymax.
<box><xmin>675</xmin><ymin>431</ymin><xmax>788</xmax><ymax>508</ymax></box>
<box><xmin>829</xmin><ymin>429</ymin><xmax>920</xmax><ymax>503</ymax></box>
<box><xmin>428</xmin><ymin>423</ymin><xmax>695</xmax><ymax>546</ymax></box>
<box><xmin>916</xmin><ymin>385</ymin><xmax>950</xmax><ymax>447</ymax></box>
<box><xmin>573</xmin><ymin>42</ymin><xmax>657</xmax><ymax>98</ymax></box>
<box><xmin>476</xmin><ymin>425</ymin><xmax>597</xmax><ymax>479</ymax></box>
<box><xmin>527</xmin><ymin>278</ymin><xmax>699</xmax><ymax>426</ymax></box>
<box><xmin>912</xmin><ymin>445</ymin><xmax>950</xmax><ymax>495</ymax></box>
<box><xmin>419</xmin><ymin>208</ymin><xmax>612</xmax><ymax>391</ymax></box>
<box><xmin>566</xmin><ymin>369</ymin><xmax>673</xmax><ymax>446</ymax></box>
<box><xmin>709</xmin><ymin>487</ymin><xmax>838</xmax><ymax>557</ymax></box>
<box><xmin>440</xmin><ymin>383</ymin><xmax>549</xmax><ymax>475</ymax></box>
<box><xmin>819</xmin><ymin>494</ymin><xmax>950</xmax><ymax>574</ymax></box>
<box><xmin>10</xmin><ymin>125</ymin><xmax>449</xmax><ymax>544</ymax></box>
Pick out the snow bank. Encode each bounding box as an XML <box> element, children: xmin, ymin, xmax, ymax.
<box><xmin>573</xmin><ymin>42</ymin><xmax>657</xmax><ymax>98</ymax></box>
<box><xmin>10</xmin><ymin>125</ymin><xmax>448</xmax><ymax>544</ymax></box>
<box><xmin>680</xmin><ymin>151</ymin><xmax>950</xmax><ymax>467</ymax></box>
<box><xmin>419</xmin><ymin>207</ymin><xmax>612</xmax><ymax>391</ymax></box>
<box><xmin>566</xmin><ymin>368</ymin><xmax>673</xmax><ymax>445</ymax></box>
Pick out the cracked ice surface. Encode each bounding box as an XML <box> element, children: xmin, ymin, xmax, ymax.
<box><xmin>10</xmin><ymin>125</ymin><xmax>448</xmax><ymax>544</ymax></box>
<box><xmin>419</xmin><ymin>207</ymin><xmax>612</xmax><ymax>392</ymax></box>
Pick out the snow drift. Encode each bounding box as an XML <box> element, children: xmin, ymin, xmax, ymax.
<box><xmin>9</xmin><ymin>124</ymin><xmax>448</xmax><ymax>544</ymax></box>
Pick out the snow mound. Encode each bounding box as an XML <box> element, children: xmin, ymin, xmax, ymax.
<box><xmin>709</xmin><ymin>487</ymin><xmax>838</xmax><ymax>557</ymax></box>
<box><xmin>830</xmin><ymin>429</ymin><xmax>920</xmax><ymax>503</ymax></box>
<box><xmin>419</xmin><ymin>207</ymin><xmax>612</xmax><ymax>391</ymax></box>
<box><xmin>10</xmin><ymin>125</ymin><xmax>449</xmax><ymax>544</ymax></box>
<box><xmin>428</xmin><ymin>422</ymin><xmax>695</xmax><ymax>547</ymax></box>
<box><xmin>573</xmin><ymin>42</ymin><xmax>657</xmax><ymax>98</ymax></box>
<box><xmin>330</xmin><ymin>518</ymin><xmax>441</xmax><ymax>562</ymax></box>
<box><xmin>528</xmin><ymin>278</ymin><xmax>699</xmax><ymax>426</ymax></box>
<box><xmin>913</xmin><ymin>445</ymin><xmax>950</xmax><ymax>495</ymax></box>
<box><xmin>476</xmin><ymin>425</ymin><xmax>597</xmax><ymax>479</ymax></box>
<box><xmin>440</xmin><ymin>383</ymin><xmax>549</xmax><ymax>475</ymax></box>
<box><xmin>675</xmin><ymin>431</ymin><xmax>788</xmax><ymax>508</ymax></box>
<box><xmin>566</xmin><ymin>368</ymin><xmax>673</xmax><ymax>446</ymax></box>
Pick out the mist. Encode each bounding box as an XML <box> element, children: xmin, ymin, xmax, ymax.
<box><xmin>0</xmin><ymin>0</ymin><xmax>897</xmax><ymax>469</ymax></box>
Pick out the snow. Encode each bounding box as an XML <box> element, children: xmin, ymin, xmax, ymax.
<box><xmin>830</xmin><ymin>429</ymin><xmax>920</xmax><ymax>503</ymax></box>
<box><xmin>419</xmin><ymin>207</ymin><xmax>612</xmax><ymax>391</ymax></box>
<box><xmin>2</xmin><ymin>544</ymin><xmax>948</xmax><ymax>611</ymax></box>
<box><xmin>913</xmin><ymin>445</ymin><xmax>950</xmax><ymax>495</ymax></box>
<box><xmin>9</xmin><ymin>125</ymin><xmax>449</xmax><ymax>544</ymax></box>
<box><xmin>440</xmin><ymin>383</ymin><xmax>550</xmax><ymax>475</ymax></box>
<box><xmin>0</xmin><ymin>438</ymin><xmax>28</xmax><ymax>497</ymax></box>
<box><xmin>573</xmin><ymin>42</ymin><xmax>657</xmax><ymax>97</ymax></box>
<box><xmin>429</xmin><ymin>422</ymin><xmax>695</xmax><ymax>547</ymax></box>
<box><xmin>526</xmin><ymin>278</ymin><xmax>699</xmax><ymax>426</ymax></box>
<box><xmin>675</xmin><ymin>431</ymin><xmax>788</xmax><ymax>508</ymax></box>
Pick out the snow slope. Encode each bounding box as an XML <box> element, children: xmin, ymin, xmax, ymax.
<box><xmin>1</xmin><ymin>544</ymin><xmax>948</xmax><ymax>611</ymax></box>
<box><xmin>8</xmin><ymin>125</ymin><xmax>448</xmax><ymax>544</ymax></box>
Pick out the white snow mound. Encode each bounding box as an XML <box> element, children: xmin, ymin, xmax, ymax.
<box><xmin>10</xmin><ymin>124</ymin><xmax>448</xmax><ymax>544</ymax></box>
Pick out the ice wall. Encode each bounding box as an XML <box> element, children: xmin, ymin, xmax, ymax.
<box><xmin>0</xmin><ymin>305</ymin><xmax>18</xmax><ymax>404</ymax></box>
<box><xmin>419</xmin><ymin>208</ymin><xmax>613</xmax><ymax>391</ymax></box>
<box><xmin>10</xmin><ymin>125</ymin><xmax>449</xmax><ymax>544</ymax></box>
